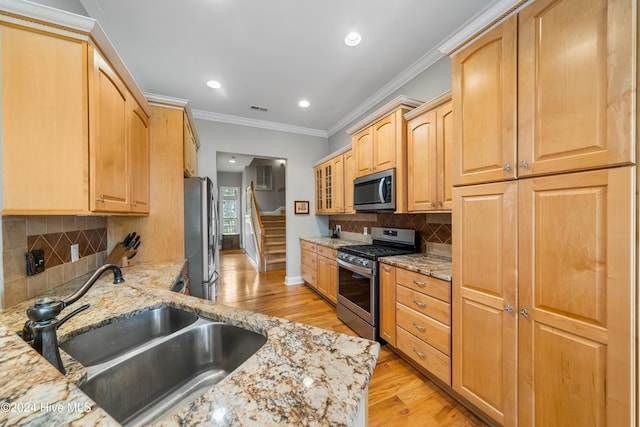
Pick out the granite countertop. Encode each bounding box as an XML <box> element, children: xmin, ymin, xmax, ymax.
<box><xmin>300</xmin><ymin>236</ymin><xmax>363</xmax><ymax>249</ymax></box>
<box><xmin>0</xmin><ymin>261</ymin><xmax>379</xmax><ymax>426</ymax></box>
<box><xmin>379</xmin><ymin>254</ymin><xmax>452</xmax><ymax>282</ymax></box>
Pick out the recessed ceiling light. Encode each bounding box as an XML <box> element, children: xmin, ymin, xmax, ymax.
<box><xmin>206</xmin><ymin>80</ymin><xmax>221</xmax><ymax>89</ymax></box>
<box><xmin>344</xmin><ymin>32</ymin><xmax>362</xmax><ymax>47</ymax></box>
<box><xmin>229</xmin><ymin>156</ymin><xmax>236</xmax><ymax>163</ymax></box>
<box><xmin>298</xmin><ymin>100</ymin><xmax>310</xmax><ymax>108</ymax></box>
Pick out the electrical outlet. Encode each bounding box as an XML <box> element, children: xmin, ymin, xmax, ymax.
<box><xmin>336</xmin><ymin>225</ymin><xmax>341</xmax><ymax>232</ymax></box>
<box><xmin>363</xmin><ymin>227</ymin><xmax>368</xmax><ymax>235</ymax></box>
<box><xmin>71</xmin><ymin>244</ymin><xmax>79</xmax><ymax>263</ymax></box>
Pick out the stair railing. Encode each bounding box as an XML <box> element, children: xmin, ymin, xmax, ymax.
<box><xmin>247</xmin><ymin>181</ymin><xmax>266</xmax><ymax>271</ymax></box>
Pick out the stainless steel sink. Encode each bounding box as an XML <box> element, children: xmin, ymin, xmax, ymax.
<box><xmin>69</xmin><ymin>311</ymin><xmax>266</xmax><ymax>426</ymax></box>
<box><xmin>60</xmin><ymin>306</ymin><xmax>198</xmax><ymax>366</ymax></box>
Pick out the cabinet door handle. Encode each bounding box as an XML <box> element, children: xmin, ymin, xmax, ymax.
<box><xmin>413</xmin><ymin>279</ymin><xmax>426</xmax><ymax>287</ymax></box>
<box><xmin>504</xmin><ymin>304</ymin><xmax>513</xmax><ymax>313</ymax></box>
<box><xmin>427</xmin><ymin>201</ymin><xmax>435</xmax><ymax>206</ymax></box>
<box><xmin>520</xmin><ymin>308</ymin><xmax>529</xmax><ymax>318</ymax></box>
<box><xmin>413</xmin><ymin>299</ymin><xmax>427</xmax><ymax>309</ymax></box>
<box><xmin>412</xmin><ymin>347</ymin><xmax>427</xmax><ymax>359</ymax></box>
<box><xmin>437</xmin><ymin>201</ymin><xmax>443</xmax><ymax>207</ymax></box>
<box><xmin>131</xmin><ymin>200</ymin><xmax>137</xmax><ymax>207</ymax></box>
<box><xmin>97</xmin><ymin>195</ymin><xmax>105</xmax><ymax>203</ymax></box>
<box><xmin>412</xmin><ymin>322</ymin><xmax>426</xmax><ymax>333</ymax></box>
<box><xmin>382</xmin><ymin>266</ymin><xmax>392</xmax><ymax>272</ymax></box>
<box><xmin>503</xmin><ymin>162</ymin><xmax>512</xmax><ymax>171</ymax></box>
<box><xmin>519</xmin><ymin>160</ymin><xmax>530</xmax><ymax>168</ymax></box>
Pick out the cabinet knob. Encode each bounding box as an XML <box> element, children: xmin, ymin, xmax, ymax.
<box><xmin>427</xmin><ymin>201</ymin><xmax>435</xmax><ymax>206</ymax></box>
<box><xmin>382</xmin><ymin>266</ymin><xmax>392</xmax><ymax>272</ymax></box>
<box><xmin>519</xmin><ymin>160</ymin><xmax>530</xmax><ymax>168</ymax></box>
<box><xmin>412</xmin><ymin>347</ymin><xmax>427</xmax><ymax>359</ymax></box>
<box><xmin>503</xmin><ymin>163</ymin><xmax>512</xmax><ymax>171</ymax></box>
<box><xmin>413</xmin><ymin>279</ymin><xmax>427</xmax><ymax>287</ymax></box>
<box><xmin>520</xmin><ymin>308</ymin><xmax>529</xmax><ymax>318</ymax></box>
<box><xmin>97</xmin><ymin>196</ymin><xmax>105</xmax><ymax>203</ymax></box>
<box><xmin>437</xmin><ymin>201</ymin><xmax>443</xmax><ymax>207</ymax></box>
<box><xmin>131</xmin><ymin>200</ymin><xmax>137</xmax><ymax>207</ymax></box>
<box><xmin>412</xmin><ymin>322</ymin><xmax>427</xmax><ymax>333</ymax></box>
<box><xmin>413</xmin><ymin>299</ymin><xmax>427</xmax><ymax>309</ymax></box>
<box><xmin>504</xmin><ymin>304</ymin><xmax>513</xmax><ymax>313</ymax></box>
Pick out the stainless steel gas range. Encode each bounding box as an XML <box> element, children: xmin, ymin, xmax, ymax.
<box><xmin>336</xmin><ymin>227</ymin><xmax>418</xmax><ymax>341</ymax></box>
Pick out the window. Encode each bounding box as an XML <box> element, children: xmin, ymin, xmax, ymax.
<box><xmin>255</xmin><ymin>165</ymin><xmax>272</xmax><ymax>190</ymax></box>
<box><xmin>221</xmin><ymin>187</ymin><xmax>240</xmax><ymax>235</ymax></box>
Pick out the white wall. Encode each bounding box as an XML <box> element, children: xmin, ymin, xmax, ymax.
<box><xmin>328</xmin><ymin>56</ymin><xmax>453</xmax><ymax>152</ymax></box>
<box><xmin>197</xmin><ymin>120</ymin><xmax>329</xmax><ymax>284</ymax></box>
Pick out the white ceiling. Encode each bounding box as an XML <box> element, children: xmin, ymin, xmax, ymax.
<box><xmin>76</xmin><ymin>0</ymin><xmax>499</xmax><ymax>136</ymax></box>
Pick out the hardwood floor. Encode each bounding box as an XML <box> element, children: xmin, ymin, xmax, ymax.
<box><xmin>217</xmin><ymin>251</ymin><xmax>487</xmax><ymax>427</ymax></box>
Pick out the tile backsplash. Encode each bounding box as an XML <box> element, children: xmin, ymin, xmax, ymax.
<box><xmin>329</xmin><ymin>212</ymin><xmax>452</xmax><ymax>257</ymax></box>
<box><xmin>2</xmin><ymin>215</ymin><xmax>107</xmax><ymax>309</ymax></box>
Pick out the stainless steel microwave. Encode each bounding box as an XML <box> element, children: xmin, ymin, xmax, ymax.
<box><xmin>353</xmin><ymin>168</ymin><xmax>395</xmax><ymax>212</ymax></box>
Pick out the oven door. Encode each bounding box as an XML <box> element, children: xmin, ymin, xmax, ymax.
<box><xmin>337</xmin><ymin>258</ymin><xmax>376</xmax><ymax>325</ymax></box>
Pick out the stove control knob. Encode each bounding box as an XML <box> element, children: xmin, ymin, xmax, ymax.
<box><xmin>361</xmin><ymin>260</ymin><xmax>368</xmax><ymax>266</ymax></box>
<box><xmin>348</xmin><ymin>256</ymin><xmax>355</xmax><ymax>262</ymax></box>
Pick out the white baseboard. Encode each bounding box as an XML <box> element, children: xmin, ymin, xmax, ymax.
<box><xmin>285</xmin><ymin>276</ymin><xmax>304</xmax><ymax>285</ymax></box>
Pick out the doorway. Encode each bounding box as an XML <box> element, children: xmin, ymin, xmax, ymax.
<box><xmin>220</xmin><ymin>186</ymin><xmax>241</xmax><ymax>250</ymax></box>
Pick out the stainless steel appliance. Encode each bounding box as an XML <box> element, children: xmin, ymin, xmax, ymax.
<box><xmin>353</xmin><ymin>168</ymin><xmax>395</xmax><ymax>212</ymax></box>
<box><xmin>336</xmin><ymin>227</ymin><xmax>418</xmax><ymax>341</ymax></box>
<box><xmin>184</xmin><ymin>177</ymin><xmax>219</xmax><ymax>301</ymax></box>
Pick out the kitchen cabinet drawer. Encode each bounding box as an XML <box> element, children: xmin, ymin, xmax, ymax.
<box><xmin>397</xmin><ymin>327</ymin><xmax>451</xmax><ymax>386</ymax></box>
<box><xmin>396</xmin><ymin>304</ymin><xmax>450</xmax><ymax>355</ymax></box>
<box><xmin>301</xmin><ymin>241</ymin><xmax>317</xmax><ymax>252</ymax></box>
<box><xmin>301</xmin><ymin>250</ymin><xmax>317</xmax><ymax>269</ymax></box>
<box><xmin>316</xmin><ymin>246</ymin><xmax>337</xmax><ymax>258</ymax></box>
<box><xmin>396</xmin><ymin>268</ymin><xmax>450</xmax><ymax>303</ymax></box>
<box><xmin>301</xmin><ymin>263</ymin><xmax>317</xmax><ymax>287</ymax></box>
<box><xmin>396</xmin><ymin>285</ymin><xmax>450</xmax><ymax>326</ymax></box>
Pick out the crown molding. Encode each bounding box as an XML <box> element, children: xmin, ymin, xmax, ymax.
<box><xmin>192</xmin><ymin>109</ymin><xmax>328</xmax><ymax>139</ymax></box>
<box><xmin>0</xmin><ymin>0</ymin><xmax>94</xmax><ymax>32</ymax></box>
<box><xmin>326</xmin><ymin>47</ymin><xmax>443</xmax><ymax>137</ymax></box>
<box><xmin>438</xmin><ymin>0</ymin><xmax>529</xmax><ymax>55</ymax></box>
<box><xmin>345</xmin><ymin>95</ymin><xmax>424</xmax><ymax>136</ymax></box>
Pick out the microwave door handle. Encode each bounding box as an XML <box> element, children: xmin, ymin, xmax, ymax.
<box><xmin>379</xmin><ymin>177</ymin><xmax>385</xmax><ymax>203</ymax></box>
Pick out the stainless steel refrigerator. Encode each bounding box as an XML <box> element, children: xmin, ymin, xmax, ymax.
<box><xmin>184</xmin><ymin>177</ymin><xmax>219</xmax><ymax>300</ymax></box>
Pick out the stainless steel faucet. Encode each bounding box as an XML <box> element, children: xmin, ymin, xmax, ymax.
<box><xmin>22</xmin><ymin>264</ymin><xmax>125</xmax><ymax>374</ymax></box>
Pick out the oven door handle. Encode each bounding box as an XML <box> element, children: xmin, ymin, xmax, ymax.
<box><xmin>337</xmin><ymin>258</ymin><xmax>374</xmax><ymax>278</ymax></box>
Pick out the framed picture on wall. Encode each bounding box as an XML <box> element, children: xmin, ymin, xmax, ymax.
<box><xmin>294</xmin><ymin>200</ymin><xmax>309</xmax><ymax>215</ymax></box>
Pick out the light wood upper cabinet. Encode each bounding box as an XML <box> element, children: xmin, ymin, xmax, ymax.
<box><xmin>354</xmin><ymin>127</ymin><xmax>374</xmax><ymax>177</ymax></box>
<box><xmin>183</xmin><ymin>113</ymin><xmax>198</xmax><ymax>177</ymax></box>
<box><xmin>128</xmin><ymin>100</ymin><xmax>150</xmax><ymax>213</ymax></box>
<box><xmin>0</xmin><ymin>20</ymin><xmax>151</xmax><ymax>216</ymax></box>
<box><xmin>517</xmin><ymin>0</ymin><xmax>635</xmax><ymax>176</ymax></box>
<box><xmin>372</xmin><ymin>113</ymin><xmax>397</xmax><ymax>173</ymax></box>
<box><xmin>343</xmin><ymin>149</ymin><xmax>355</xmax><ymax>213</ymax></box>
<box><xmin>406</xmin><ymin>94</ymin><xmax>453</xmax><ymax>211</ymax></box>
<box><xmin>452</xmin><ymin>181</ymin><xmax>518</xmax><ymax>426</ymax></box>
<box><xmin>314</xmin><ymin>153</ymin><xmax>345</xmax><ymax>215</ymax></box>
<box><xmin>452</xmin><ymin>15</ymin><xmax>517</xmax><ymax>186</ymax></box>
<box><xmin>1</xmin><ymin>24</ymin><xmax>89</xmax><ymax>213</ymax></box>
<box><xmin>90</xmin><ymin>50</ymin><xmax>130</xmax><ymax>213</ymax></box>
<box><xmin>518</xmin><ymin>167</ymin><xmax>633</xmax><ymax>427</ymax></box>
<box><xmin>379</xmin><ymin>263</ymin><xmax>396</xmax><ymax>346</ymax></box>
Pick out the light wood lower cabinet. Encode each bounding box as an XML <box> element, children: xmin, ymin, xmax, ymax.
<box><xmin>300</xmin><ymin>241</ymin><xmax>338</xmax><ymax>304</ymax></box>
<box><xmin>301</xmin><ymin>241</ymin><xmax>317</xmax><ymax>289</ymax></box>
<box><xmin>453</xmin><ymin>167</ymin><xmax>635</xmax><ymax>426</ymax></box>
<box><xmin>380</xmin><ymin>262</ymin><xmax>452</xmax><ymax>386</ymax></box>
<box><xmin>379</xmin><ymin>264</ymin><xmax>396</xmax><ymax>345</ymax></box>
<box><xmin>452</xmin><ymin>181</ymin><xmax>518</xmax><ymax>425</ymax></box>
<box><xmin>316</xmin><ymin>246</ymin><xmax>338</xmax><ymax>304</ymax></box>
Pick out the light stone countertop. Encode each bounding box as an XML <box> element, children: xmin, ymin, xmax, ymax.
<box><xmin>299</xmin><ymin>236</ymin><xmax>364</xmax><ymax>249</ymax></box>
<box><xmin>379</xmin><ymin>254</ymin><xmax>452</xmax><ymax>282</ymax></box>
<box><xmin>301</xmin><ymin>237</ymin><xmax>452</xmax><ymax>282</ymax></box>
<box><xmin>0</xmin><ymin>261</ymin><xmax>379</xmax><ymax>426</ymax></box>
